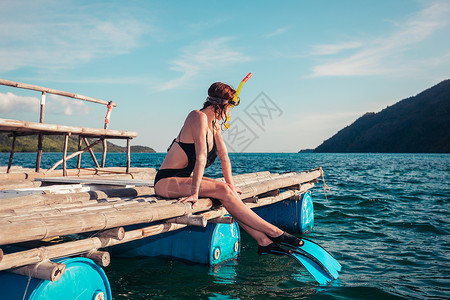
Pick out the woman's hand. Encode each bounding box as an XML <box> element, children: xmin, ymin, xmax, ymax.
<box><xmin>179</xmin><ymin>193</ymin><xmax>199</xmax><ymax>208</ymax></box>
<box><xmin>230</xmin><ymin>185</ymin><xmax>242</xmax><ymax>195</ymax></box>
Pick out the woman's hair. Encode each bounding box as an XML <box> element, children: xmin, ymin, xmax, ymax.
<box><xmin>202</xmin><ymin>82</ymin><xmax>236</xmax><ymax>127</ymax></box>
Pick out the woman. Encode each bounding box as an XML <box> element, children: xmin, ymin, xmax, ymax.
<box><xmin>154</xmin><ymin>82</ymin><xmax>303</xmax><ymax>255</ymax></box>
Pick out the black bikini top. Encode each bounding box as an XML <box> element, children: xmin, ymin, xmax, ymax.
<box><xmin>168</xmin><ymin>126</ymin><xmax>218</xmax><ymax>171</ymax></box>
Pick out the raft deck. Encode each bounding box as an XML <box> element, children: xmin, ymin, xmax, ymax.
<box><xmin>0</xmin><ymin>167</ymin><xmax>322</xmax><ymax>281</ymax></box>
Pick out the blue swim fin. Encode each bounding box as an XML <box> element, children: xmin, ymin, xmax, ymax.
<box><xmin>258</xmin><ymin>243</ymin><xmax>333</xmax><ymax>285</ymax></box>
<box><xmin>301</xmin><ymin>238</ymin><xmax>342</xmax><ymax>272</ymax></box>
<box><xmin>285</xmin><ymin>238</ymin><xmax>341</xmax><ymax>279</ymax></box>
<box><xmin>269</xmin><ymin>232</ymin><xmax>341</xmax><ymax>279</ymax></box>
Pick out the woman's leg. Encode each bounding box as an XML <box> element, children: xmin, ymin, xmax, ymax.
<box><xmin>155</xmin><ymin>176</ymin><xmax>283</xmax><ymax>240</ymax></box>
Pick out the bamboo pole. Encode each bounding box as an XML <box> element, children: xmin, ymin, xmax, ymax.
<box><xmin>126</xmin><ymin>138</ymin><xmax>131</xmax><ymax>173</ymax></box>
<box><xmin>36</xmin><ymin>133</ymin><xmax>43</xmax><ymax>173</ymax></box>
<box><xmin>83</xmin><ymin>138</ymin><xmax>100</xmax><ymax>168</ymax></box>
<box><xmin>166</xmin><ymin>215</ymin><xmax>207</xmax><ymax>227</ymax></box>
<box><xmin>0</xmin><ymin>198</ymin><xmax>213</xmax><ymax>245</ymax></box>
<box><xmin>7</xmin><ymin>134</ymin><xmax>16</xmax><ymax>174</ymax></box>
<box><xmin>96</xmin><ymin>227</ymin><xmax>125</xmax><ymax>240</ymax></box>
<box><xmin>0</xmin><ymin>179</ymin><xmax>43</xmax><ymax>190</ymax></box>
<box><xmin>39</xmin><ymin>92</ymin><xmax>46</xmax><ymax>123</ymax></box>
<box><xmin>0</xmin><ymin>166</ymin><xmax>156</xmax><ymax>181</ymax></box>
<box><xmin>0</xmin><ymin>198</ymin><xmax>174</xmax><ymax>225</ymax></box>
<box><xmin>0</xmin><ymin>186</ymin><xmax>155</xmax><ymax>211</ymax></box>
<box><xmin>36</xmin><ymin>91</ymin><xmax>46</xmax><ymax>173</ymax></box>
<box><xmin>77</xmin><ymin>135</ymin><xmax>82</xmax><ymax>169</ymax></box>
<box><xmin>239</xmin><ymin>170</ymin><xmax>321</xmax><ymax>199</ymax></box>
<box><xmin>0</xmin><ymin>79</ymin><xmax>116</xmax><ymax>107</ymax></box>
<box><xmin>82</xmin><ymin>251</ymin><xmax>110</xmax><ymax>267</ymax></box>
<box><xmin>9</xmin><ymin>260</ymin><xmax>66</xmax><ymax>282</ymax></box>
<box><xmin>63</xmin><ymin>133</ymin><xmax>69</xmax><ymax>176</ymax></box>
<box><xmin>0</xmin><ymin>196</ymin><xmax>177</xmax><ymax>223</ymax></box>
<box><xmin>101</xmin><ymin>139</ymin><xmax>107</xmax><ymax>168</ymax></box>
<box><xmin>0</xmin><ymin>199</ymin><xmax>137</xmax><ymax>220</ymax></box>
<box><xmin>47</xmin><ymin>139</ymin><xmax>102</xmax><ymax>173</ymax></box>
<box><xmin>217</xmin><ymin>171</ymin><xmax>272</xmax><ymax>184</ymax></box>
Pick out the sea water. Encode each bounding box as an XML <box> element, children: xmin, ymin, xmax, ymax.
<box><xmin>1</xmin><ymin>153</ymin><xmax>449</xmax><ymax>299</ymax></box>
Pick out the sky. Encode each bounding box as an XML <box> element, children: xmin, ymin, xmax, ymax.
<box><xmin>0</xmin><ymin>0</ymin><xmax>449</xmax><ymax>152</ymax></box>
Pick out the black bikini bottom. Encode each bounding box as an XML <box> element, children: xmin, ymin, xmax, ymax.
<box><xmin>154</xmin><ymin>168</ymin><xmax>193</xmax><ymax>185</ymax></box>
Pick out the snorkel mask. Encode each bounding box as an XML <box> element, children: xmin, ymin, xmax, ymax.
<box><xmin>224</xmin><ymin>72</ymin><xmax>252</xmax><ymax>129</ymax></box>
<box><xmin>206</xmin><ymin>73</ymin><xmax>252</xmax><ymax>129</ymax></box>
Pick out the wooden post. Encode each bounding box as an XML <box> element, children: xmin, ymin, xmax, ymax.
<box><xmin>77</xmin><ymin>135</ymin><xmax>82</xmax><ymax>169</ymax></box>
<box><xmin>101</xmin><ymin>138</ymin><xmax>107</xmax><ymax>168</ymax></box>
<box><xmin>7</xmin><ymin>134</ymin><xmax>16</xmax><ymax>174</ymax></box>
<box><xmin>10</xmin><ymin>260</ymin><xmax>65</xmax><ymax>282</ymax></box>
<box><xmin>166</xmin><ymin>215</ymin><xmax>207</xmax><ymax>227</ymax></box>
<box><xmin>36</xmin><ymin>133</ymin><xmax>43</xmax><ymax>172</ymax></box>
<box><xmin>126</xmin><ymin>138</ymin><xmax>131</xmax><ymax>173</ymax></box>
<box><xmin>96</xmin><ymin>227</ymin><xmax>125</xmax><ymax>240</ymax></box>
<box><xmin>101</xmin><ymin>101</ymin><xmax>113</xmax><ymax>169</ymax></box>
<box><xmin>36</xmin><ymin>91</ymin><xmax>46</xmax><ymax>172</ymax></box>
<box><xmin>62</xmin><ymin>133</ymin><xmax>69</xmax><ymax>176</ymax></box>
<box><xmin>83</xmin><ymin>250</ymin><xmax>110</xmax><ymax>267</ymax></box>
<box><xmin>83</xmin><ymin>138</ymin><xmax>100</xmax><ymax>168</ymax></box>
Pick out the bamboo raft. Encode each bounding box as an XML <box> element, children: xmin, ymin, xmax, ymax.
<box><xmin>0</xmin><ymin>168</ymin><xmax>321</xmax><ymax>279</ymax></box>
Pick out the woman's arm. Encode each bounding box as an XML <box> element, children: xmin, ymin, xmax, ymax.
<box><xmin>189</xmin><ymin>111</ymin><xmax>209</xmax><ymax>197</ymax></box>
<box><xmin>215</xmin><ymin>125</ymin><xmax>236</xmax><ymax>187</ymax></box>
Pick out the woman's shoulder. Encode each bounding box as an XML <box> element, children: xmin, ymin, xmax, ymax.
<box><xmin>187</xmin><ymin>110</ymin><xmax>208</xmax><ymax>122</ymax></box>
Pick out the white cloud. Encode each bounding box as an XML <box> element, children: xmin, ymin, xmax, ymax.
<box><xmin>0</xmin><ymin>92</ymin><xmax>39</xmax><ymax>114</ymax></box>
<box><xmin>310</xmin><ymin>1</ymin><xmax>450</xmax><ymax>77</ymax></box>
<box><xmin>159</xmin><ymin>37</ymin><xmax>252</xmax><ymax>91</ymax></box>
<box><xmin>0</xmin><ymin>92</ymin><xmax>89</xmax><ymax>116</ymax></box>
<box><xmin>263</xmin><ymin>26</ymin><xmax>291</xmax><ymax>38</ymax></box>
<box><xmin>0</xmin><ymin>1</ymin><xmax>148</xmax><ymax>72</ymax></box>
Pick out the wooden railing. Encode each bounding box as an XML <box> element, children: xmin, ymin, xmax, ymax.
<box><xmin>0</xmin><ymin>79</ymin><xmax>136</xmax><ymax>174</ymax></box>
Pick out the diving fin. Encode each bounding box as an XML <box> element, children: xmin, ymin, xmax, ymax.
<box><xmin>282</xmin><ymin>237</ymin><xmax>341</xmax><ymax>279</ymax></box>
<box><xmin>258</xmin><ymin>243</ymin><xmax>334</xmax><ymax>285</ymax></box>
<box><xmin>269</xmin><ymin>232</ymin><xmax>341</xmax><ymax>279</ymax></box>
<box><xmin>301</xmin><ymin>238</ymin><xmax>342</xmax><ymax>272</ymax></box>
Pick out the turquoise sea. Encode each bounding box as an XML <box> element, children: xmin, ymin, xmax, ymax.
<box><xmin>1</xmin><ymin>153</ymin><xmax>449</xmax><ymax>299</ymax></box>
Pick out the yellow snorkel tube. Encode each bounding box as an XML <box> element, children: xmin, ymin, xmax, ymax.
<box><xmin>224</xmin><ymin>72</ymin><xmax>252</xmax><ymax>129</ymax></box>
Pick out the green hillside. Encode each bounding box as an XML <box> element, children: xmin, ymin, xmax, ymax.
<box><xmin>312</xmin><ymin>79</ymin><xmax>450</xmax><ymax>153</ymax></box>
<box><xmin>0</xmin><ymin>133</ymin><xmax>155</xmax><ymax>153</ymax></box>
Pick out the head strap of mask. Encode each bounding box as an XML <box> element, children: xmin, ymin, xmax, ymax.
<box><xmin>206</xmin><ymin>96</ymin><xmax>240</xmax><ymax>106</ymax></box>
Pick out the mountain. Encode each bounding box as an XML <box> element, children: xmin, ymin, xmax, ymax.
<box><xmin>0</xmin><ymin>133</ymin><xmax>156</xmax><ymax>153</ymax></box>
<box><xmin>312</xmin><ymin>79</ymin><xmax>450</xmax><ymax>153</ymax></box>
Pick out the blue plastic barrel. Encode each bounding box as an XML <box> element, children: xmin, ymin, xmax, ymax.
<box><xmin>253</xmin><ymin>191</ymin><xmax>314</xmax><ymax>233</ymax></box>
<box><xmin>0</xmin><ymin>257</ymin><xmax>112</xmax><ymax>300</ymax></box>
<box><xmin>113</xmin><ymin>221</ymin><xmax>240</xmax><ymax>265</ymax></box>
